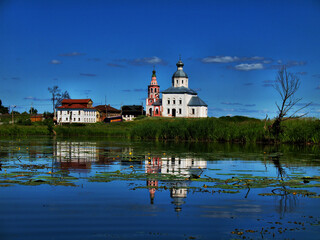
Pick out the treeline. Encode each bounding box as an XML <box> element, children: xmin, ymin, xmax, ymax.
<box><xmin>0</xmin><ymin>116</ymin><xmax>319</xmax><ymax>144</ymax></box>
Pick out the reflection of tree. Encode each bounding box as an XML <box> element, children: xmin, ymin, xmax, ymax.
<box><xmin>270</xmin><ymin>155</ymin><xmax>298</xmax><ymax>218</ymax></box>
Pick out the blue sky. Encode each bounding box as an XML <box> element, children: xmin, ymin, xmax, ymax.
<box><xmin>1</xmin><ymin>0</ymin><xmax>320</xmax><ymax>118</ymax></box>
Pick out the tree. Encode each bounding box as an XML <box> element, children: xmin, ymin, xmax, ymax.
<box><xmin>0</xmin><ymin>99</ymin><xmax>9</xmax><ymax>114</ymax></box>
<box><xmin>55</xmin><ymin>91</ymin><xmax>70</xmax><ymax>107</ymax></box>
<box><xmin>48</xmin><ymin>86</ymin><xmax>70</xmax><ymax>112</ymax></box>
<box><xmin>48</xmin><ymin>86</ymin><xmax>60</xmax><ymax>113</ymax></box>
<box><xmin>270</xmin><ymin>66</ymin><xmax>311</xmax><ymax>139</ymax></box>
<box><xmin>29</xmin><ymin>107</ymin><xmax>38</xmax><ymax>114</ymax></box>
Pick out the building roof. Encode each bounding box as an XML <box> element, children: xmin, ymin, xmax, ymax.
<box><xmin>172</xmin><ymin>69</ymin><xmax>188</xmax><ymax>78</ymax></box>
<box><xmin>56</xmin><ymin>104</ymin><xmax>95</xmax><ymax>109</ymax></box>
<box><xmin>187</xmin><ymin>96</ymin><xmax>208</xmax><ymax>107</ymax></box>
<box><xmin>95</xmin><ymin>105</ymin><xmax>121</xmax><ymax>113</ymax></box>
<box><xmin>122</xmin><ymin>105</ymin><xmax>145</xmax><ymax>115</ymax></box>
<box><xmin>172</xmin><ymin>60</ymin><xmax>188</xmax><ymax>78</ymax></box>
<box><xmin>162</xmin><ymin>86</ymin><xmax>197</xmax><ymax>95</ymax></box>
<box><xmin>61</xmin><ymin>99</ymin><xmax>92</xmax><ymax>104</ymax></box>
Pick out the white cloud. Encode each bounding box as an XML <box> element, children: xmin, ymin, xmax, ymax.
<box><xmin>202</xmin><ymin>56</ymin><xmax>240</xmax><ymax>63</ymax></box>
<box><xmin>50</xmin><ymin>59</ymin><xmax>61</xmax><ymax>64</ymax></box>
<box><xmin>117</xmin><ymin>56</ymin><xmax>167</xmax><ymax>66</ymax></box>
<box><xmin>133</xmin><ymin>56</ymin><xmax>164</xmax><ymax>64</ymax></box>
<box><xmin>59</xmin><ymin>52</ymin><xmax>86</xmax><ymax>56</ymax></box>
<box><xmin>235</xmin><ymin>63</ymin><xmax>263</xmax><ymax>71</ymax></box>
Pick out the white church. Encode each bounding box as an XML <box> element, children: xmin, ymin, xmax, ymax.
<box><xmin>146</xmin><ymin>59</ymin><xmax>208</xmax><ymax>118</ymax></box>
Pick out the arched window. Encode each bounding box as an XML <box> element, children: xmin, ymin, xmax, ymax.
<box><xmin>173</xmin><ymin>98</ymin><xmax>176</xmax><ymax>105</ymax></box>
<box><xmin>151</xmin><ymin>88</ymin><xmax>153</xmax><ymax>93</ymax></box>
<box><xmin>156</xmin><ymin>109</ymin><xmax>159</xmax><ymax>114</ymax></box>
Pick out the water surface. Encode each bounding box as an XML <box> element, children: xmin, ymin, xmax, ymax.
<box><xmin>1</xmin><ymin>137</ymin><xmax>320</xmax><ymax>239</ymax></box>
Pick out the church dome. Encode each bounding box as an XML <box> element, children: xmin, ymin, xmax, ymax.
<box><xmin>172</xmin><ymin>70</ymin><xmax>188</xmax><ymax>78</ymax></box>
<box><xmin>172</xmin><ymin>59</ymin><xmax>188</xmax><ymax>78</ymax></box>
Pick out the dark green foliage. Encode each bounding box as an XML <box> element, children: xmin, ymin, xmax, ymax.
<box><xmin>134</xmin><ymin>115</ymin><xmax>147</xmax><ymax>121</ymax></box>
<box><xmin>17</xmin><ymin>118</ymin><xmax>32</xmax><ymax>126</ymax></box>
<box><xmin>0</xmin><ymin>99</ymin><xmax>9</xmax><ymax>114</ymax></box>
<box><xmin>29</xmin><ymin>107</ymin><xmax>38</xmax><ymax>114</ymax></box>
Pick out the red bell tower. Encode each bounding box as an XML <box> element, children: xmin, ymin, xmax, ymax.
<box><xmin>146</xmin><ymin>69</ymin><xmax>161</xmax><ymax>116</ymax></box>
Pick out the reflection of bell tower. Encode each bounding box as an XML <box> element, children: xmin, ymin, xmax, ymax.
<box><xmin>146</xmin><ymin>156</ymin><xmax>162</xmax><ymax>204</ymax></box>
<box><xmin>146</xmin><ymin>69</ymin><xmax>161</xmax><ymax>116</ymax></box>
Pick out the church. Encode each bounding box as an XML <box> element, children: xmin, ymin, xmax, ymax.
<box><xmin>146</xmin><ymin>59</ymin><xmax>208</xmax><ymax>118</ymax></box>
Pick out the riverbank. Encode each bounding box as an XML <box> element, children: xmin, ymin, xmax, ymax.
<box><xmin>0</xmin><ymin>116</ymin><xmax>319</xmax><ymax>144</ymax></box>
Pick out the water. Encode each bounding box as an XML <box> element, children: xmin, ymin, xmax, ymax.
<box><xmin>1</xmin><ymin>137</ymin><xmax>320</xmax><ymax>239</ymax></box>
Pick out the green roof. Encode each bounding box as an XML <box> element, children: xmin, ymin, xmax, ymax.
<box><xmin>187</xmin><ymin>96</ymin><xmax>207</xmax><ymax>107</ymax></box>
<box><xmin>162</xmin><ymin>86</ymin><xmax>197</xmax><ymax>95</ymax></box>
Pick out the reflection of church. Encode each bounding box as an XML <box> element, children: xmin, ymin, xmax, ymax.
<box><xmin>145</xmin><ymin>155</ymin><xmax>207</xmax><ymax>212</ymax></box>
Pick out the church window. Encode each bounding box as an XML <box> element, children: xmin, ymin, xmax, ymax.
<box><xmin>176</xmin><ymin>80</ymin><xmax>178</xmax><ymax>84</ymax></box>
<box><xmin>179</xmin><ymin>99</ymin><xmax>182</xmax><ymax>105</ymax></box>
<box><xmin>173</xmin><ymin>99</ymin><xmax>176</xmax><ymax>105</ymax></box>
<box><xmin>156</xmin><ymin>109</ymin><xmax>159</xmax><ymax>114</ymax></box>
<box><xmin>192</xmin><ymin>108</ymin><xmax>195</xmax><ymax>115</ymax></box>
<box><xmin>182</xmin><ymin>80</ymin><xmax>184</xmax><ymax>84</ymax></box>
<box><xmin>151</xmin><ymin>88</ymin><xmax>153</xmax><ymax>93</ymax></box>
<box><xmin>167</xmin><ymin>108</ymin><xmax>170</xmax><ymax>114</ymax></box>
<box><xmin>78</xmin><ymin>118</ymin><xmax>80</xmax><ymax>121</ymax></box>
<box><xmin>78</xmin><ymin>111</ymin><xmax>80</xmax><ymax>115</ymax></box>
<box><xmin>155</xmin><ymin>88</ymin><xmax>157</xmax><ymax>93</ymax></box>
<box><xmin>66</xmin><ymin>117</ymin><xmax>68</xmax><ymax>121</ymax></box>
<box><xmin>167</xmin><ymin>99</ymin><xmax>170</xmax><ymax>105</ymax></box>
<box><xmin>74</xmin><ymin>118</ymin><xmax>76</xmax><ymax>121</ymax></box>
<box><xmin>179</xmin><ymin>109</ymin><xmax>182</xmax><ymax>114</ymax></box>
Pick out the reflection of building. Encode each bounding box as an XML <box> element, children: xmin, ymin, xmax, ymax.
<box><xmin>146</xmin><ymin>157</ymin><xmax>162</xmax><ymax>204</ymax></box>
<box><xmin>54</xmin><ymin>141</ymin><xmax>97</xmax><ymax>172</ymax></box>
<box><xmin>145</xmin><ymin>155</ymin><xmax>207</xmax><ymax>211</ymax></box>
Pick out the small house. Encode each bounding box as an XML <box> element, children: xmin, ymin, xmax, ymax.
<box><xmin>122</xmin><ymin>105</ymin><xmax>145</xmax><ymax>121</ymax></box>
<box><xmin>95</xmin><ymin>104</ymin><xmax>121</xmax><ymax>122</ymax></box>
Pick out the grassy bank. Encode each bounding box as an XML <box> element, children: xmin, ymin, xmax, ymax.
<box><xmin>0</xmin><ymin>116</ymin><xmax>319</xmax><ymax>144</ymax></box>
<box><xmin>132</xmin><ymin>117</ymin><xmax>320</xmax><ymax>144</ymax></box>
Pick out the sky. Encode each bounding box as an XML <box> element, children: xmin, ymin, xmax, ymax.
<box><xmin>1</xmin><ymin>0</ymin><xmax>320</xmax><ymax>118</ymax></box>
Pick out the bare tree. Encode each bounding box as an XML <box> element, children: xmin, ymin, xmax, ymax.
<box><xmin>48</xmin><ymin>86</ymin><xmax>61</xmax><ymax>113</ymax></box>
<box><xmin>270</xmin><ymin>66</ymin><xmax>311</xmax><ymax>139</ymax></box>
<box><xmin>48</xmin><ymin>86</ymin><xmax>70</xmax><ymax>113</ymax></box>
<box><xmin>55</xmin><ymin>91</ymin><xmax>70</xmax><ymax>108</ymax></box>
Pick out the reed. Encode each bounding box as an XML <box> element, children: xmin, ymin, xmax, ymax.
<box><xmin>0</xmin><ymin>116</ymin><xmax>319</xmax><ymax>144</ymax></box>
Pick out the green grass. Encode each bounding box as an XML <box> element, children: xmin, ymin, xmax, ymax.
<box><xmin>0</xmin><ymin>116</ymin><xmax>319</xmax><ymax>144</ymax></box>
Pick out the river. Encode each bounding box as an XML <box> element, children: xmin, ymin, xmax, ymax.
<box><xmin>1</xmin><ymin>137</ymin><xmax>320</xmax><ymax>239</ymax></box>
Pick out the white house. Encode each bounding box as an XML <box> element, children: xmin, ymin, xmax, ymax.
<box><xmin>56</xmin><ymin>99</ymin><xmax>97</xmax><ymax>124</ymax></box>
<box><xmin>161</xmin><ymin>59</ymin><xmax>208</xmax><ymax>118</ymax></box>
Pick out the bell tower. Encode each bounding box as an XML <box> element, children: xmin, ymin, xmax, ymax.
<box><xmin>146</xmin><ymin>69</ymin><xmax>160</xmax><ymax>107</ymax></box>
